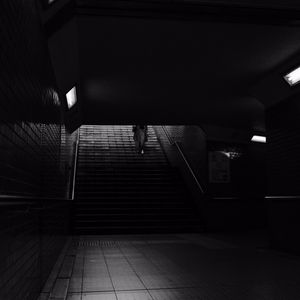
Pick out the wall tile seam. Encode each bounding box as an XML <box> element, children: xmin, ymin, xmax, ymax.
<box><xmin>0</xmin><ymin>58</ymin><xmax>44</xmax><ymax>108</ymax></box>
<box><xmin>0</xmin><ymin>125</ymin><xmax>44</xmax><ymax>161</ymax></box>
<box><xmin>0</xmin><ymin>243</ymin><xmax>40</xmax><ymax>287</ymax></box>
<box><xmin>0</xmin><ymin>247</ymin><xmax>39</xmax><ymax>280</ymax></box>
<box><xmin>0</xmin><ymin>177</ymin><xmax>41</xmax><ymax>192</ymax></box>
<box><xmin>0</xmin><ymin>162</ymin><xmax>40</xmax><ymax>180</ymax></box>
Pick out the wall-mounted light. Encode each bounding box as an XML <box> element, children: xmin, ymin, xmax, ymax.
<box><xmin>66</xmin><ymin>86</ymin><xmax>77</xmax><ymax>109</ymax></box>
<box><xmin>251</xmin><ymin>135</ymin><xmax>266</xmax><ymax>143</ymax></box>
<box><xmin>284</xmin><ymin>66</ymin><xmax>300</xmax><ymax>86</ymax></box>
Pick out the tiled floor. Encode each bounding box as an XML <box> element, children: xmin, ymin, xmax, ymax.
<box><xmin>40</xmin><ymin>234</ymin><xmax>300</xmax><ymax>299</ymax></box>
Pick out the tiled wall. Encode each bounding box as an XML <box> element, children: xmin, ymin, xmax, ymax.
<box><xmin>207</xmin><ymin>140</ymin><xmax>266</xmax><ymax>197</ymax></box>
<box><xmin>0</xmin><ymin>0</ymin><xmax>74</xmax><ymax>298</ymax></box>
<box><xmin>266</xmin><ymin>97</ymin><xmax>300</xmax><ymax>253</ymax></box>
<box><xmin>154</xmin><ymin>126</ymin><xmax>267</xmax><ymax>231</ymax></box>
<box><xmin>39</xmin><ymin>201</ymin><xmax>71</xmax><ymax>294</ymax></box>
<box><xmin>205</xmin><ymin>140</ymin><xmax>267</xmax><ymax>231</ymax></box>
<box><xmin>163</xmin><ymin>125</ymin><xmax>207</xmax><ymax>188</ymax></box>
<box><xmin>0</xmin><ymin>201</ymin><xmax>70</xmax><ymax>300</ymax></box>
<box><xmin>0</xmin><ymin>0</ymin><xmax>65</xmax><ymax>198</ymax></box>
<box><xmin>153</xmin><ymin>125</ymin><xmax>206</xmax><ymax>211</ymax></box>
<box><xmin>267</xmin><ymin>98</ymin><xmax>300</xmax><ymax>196</ymax></box>
<box><xmin>0</xmin><ymin>203</ymin><xmax>40</xmax><ymax>300</ymax></box>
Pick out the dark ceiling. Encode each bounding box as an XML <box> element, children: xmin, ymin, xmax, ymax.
<box><xmin>46</xmin><ymin>0</ymin><xmax>300</xmax><ymax>131</ymax></box>
<box><xmin>78</xmin><ymin>16</ymin><xmax>300</xmax><ymax>130</ymax></box>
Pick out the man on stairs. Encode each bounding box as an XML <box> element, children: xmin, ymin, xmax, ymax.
<box><xmin>132</xmin><ymin>125</ymin><xmax>148</xmax><ymax>154</ymax></box>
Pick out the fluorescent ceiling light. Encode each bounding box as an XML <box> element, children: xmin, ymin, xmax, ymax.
<box><xmin>284</xmin><ymin>66</ymin><xmax>300</xmax><ymax>86</ymax></box>
<box><xmin>251</xmin><ymin>135</ymin><xmax>266</xmax><ymax>143</ymax></box>
<box><xmin>66</xmin><ymin>87</ymin><xmax>77</xmax><ymax>109</ymax></box>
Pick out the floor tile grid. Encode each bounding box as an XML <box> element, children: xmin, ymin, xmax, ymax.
<box><xmin>119</xmin><ymin>242</ymin><xmax>172</xmax><ymax>289</ymax></box>
<box><xmin>39</xmin><ymin>239</ymin><xmax>75</xmax><ymax>300</ymax></box>
<box><xmin>136</xmin><ymin>240</ymin><xmax>300</xmax><ymax>299</ymax></box>
<box><xmin>51</xmin><ymin>238</ymin><xmax>238</xmax><ymax>300</ymax></box>
<box><xmin>68</xmin><ymin>244</ymin><xmax>101</xmax><ymax>299</ymax></box>
<box><xmin>75</xmin><ymin>242</ymin><xmax>153</xmax><ymax>300</ymax></box>
<box><xmin>130</xmin><ymin>241</ymin><xmax>197</xmax><ymax>288</ymax></box>
<box><xmin>74</xmin><ymin>240</ymin><xmax>174</xmax><ymax>300</ymax></box>
<box><xmin>67</xmin><ymin>243</ymin><xmax>85</xmax><ymax>299</ymax></box>
<box><xmin>140</xmin><ymin>241</ymin><xmax>216</xmax><ymax>282</ymax></box>
<box><xmin>102</xmin><ymin>244</ymin><xmax>150</xmax><ymax>296</ymax></box>
<box><xmin>45</xmin><ymin>235</ymin><xmax>300</xmax><ymax>300</ymax></box>
<box><xmin>70</xmin><ymin>236</ymin><xmax>300</xmax><ymax>299</ymax></box>
<box><xmin>120</xmin><ymin>241</ymin><xmax>197</xmax><ymax>297</ymax></box>
<box><xmin>116</xmin><ymin>242</ymin><xmax>155</xmax><ymax>300</ymax></box>
<box><xmin>100</xmin><ymin>243</ymin><xmax>119</xmax><ymax>298</ymax></box>
<box><xmin>130</xmin><ymin>240</ymin><xmax>235</xmax><ymax>299</ymax></box>
<box><xmin>118</xmin><ymin>241</ymin><xmax>217</xmax><ymax>300</ymax></box>
<box><xmin>152</xmin><ymin>242</ymin><xmax>253</xmax><ymax>298</ymax></box>
<box><xmin>83</xmin><ymin>246</ymin><xmax>113</xmax><ymax>293</ymax></box>
<box><xmin>38</xmin><ymin>239</ymin><xmax>73</xmax><ymax>299</ymax></box>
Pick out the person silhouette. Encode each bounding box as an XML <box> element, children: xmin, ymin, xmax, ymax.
<box><xmin>132</xmin><ymin>125</ymin><xmax>148</xmax><ymax>154</ymax></box>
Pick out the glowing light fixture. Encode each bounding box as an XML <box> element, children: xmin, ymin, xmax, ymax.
<box><xmin>284</xmin><ymin>66</ymin><xmax>300</xmax><ymax>86</ymax></box>
<box><xmin>220</xmin><ymin>151</ymin><xmax>230</xmax><ymax>158</ymax></box>
<box><xmin>251</xmin><ymin>135</ymin><xmax>266</xmax><ymax>143</ymax></box>
<box><xmin>66</xmin><ymin>86</ymin><xmax>77</xmax><ymax>109</ymax></box>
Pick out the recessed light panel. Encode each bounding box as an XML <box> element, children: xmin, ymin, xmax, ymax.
<box><xmin>284</xmin><ymin>66</ymin><xmax>300</xmax><ymax>86</ymax></box>
<box><xmin>66</xmin><ymin>87</ymin><xmax>77</xmax><ymax>109</ymax></box>
<box><xmin>251</xmin><ymin>135</ymin><xmax>266</xmax><ymax>143</ymax></box>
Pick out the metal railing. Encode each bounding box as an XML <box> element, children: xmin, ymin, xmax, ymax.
<box><xmin>71</xmin><ymin>129</ymin><xmax>80</xmax><ymax>200</ymax></box>
<box><xmin>161</xmin><ymin>126</ymin><xmax>204</xmax><ymax>194</ymax></box>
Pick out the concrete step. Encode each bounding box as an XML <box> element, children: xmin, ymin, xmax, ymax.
<box><xmin>73</xmin><ymin>125</ymin><xmax>199</xmax><ymax>234</ymax></box>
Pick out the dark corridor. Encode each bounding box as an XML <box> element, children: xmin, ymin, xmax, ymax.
<box><xmin>2</xmin><ymin>0</ymin><xmax>300</xmax><ymax>299</ymax></box>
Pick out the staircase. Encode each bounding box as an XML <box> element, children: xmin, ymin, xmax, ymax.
<box><xmin>73</xmin><ymin>125</ymin><xmax>202</xmax><ymax>234</ymax></box>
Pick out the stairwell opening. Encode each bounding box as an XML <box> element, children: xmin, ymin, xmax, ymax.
<box><xmin>72</xmin><ymin>125</ymin><xmax>203</xmax><ymax>235</ymax></box>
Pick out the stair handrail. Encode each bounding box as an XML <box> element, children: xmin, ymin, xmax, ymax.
<box><xmin>161</xmin><ymin>126</ymin><xmax>204</xmax><ymax>194</ymax></box>
<box><xmin>71</xmin><ymin>129</ymin><xmax>80</xmax><ymax>200</ymax></box>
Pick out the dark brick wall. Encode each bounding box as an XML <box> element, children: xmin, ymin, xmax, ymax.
<box><xmin>266</xmin><ymin>96</ymin><xmax>300</xmax><ymax>253</ymax></box>
<box><xmin>207</xmin><ymin>141</ymin><xmax>266</xmax><ymax>197</ymax></box>
<box><xmin>0</xmin><ymin>204</ymin><xmax>40</xmax><ymax>300</ymax></box>
<box><xmin>0</xmin><ymin>0</ymin><xmax>64</xmax><ymax>198</ymax></box>
<box><xmin>154</xmin><ymin>126</ymin><xmax>206</xmax><ymax>188</ymax></box>
<box><xmin>0</xmin><ymin>0</ymin><xmax>74</xmax><ymax>298</ymax></box>
<box><xmin>154</xmin><ymin>126</ymin><xmax>267</xmax><ymax>231</ymax></box>
<box><xmin>164</xmin><ymin>125</ymin><xmax>207</xmax><ymax>188</ymax></box>
<box><xmin>153</xmin><ymin>125</ymin><xmax>206</xmax><ymax>216</ymax></box>
<box><xmin>205</xmin><ymin>140</ymin><xmax>267</xmax><ymax>231</ymax></box>
<box><xmin>0</xmin><ymin>200</ymin><xmax>70</xmax><ymax>300</ymax></box>
<box><xmin>267</xmin><ymin>97</ymin><xmax>300</xmax><ymax>196</ymax></box>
